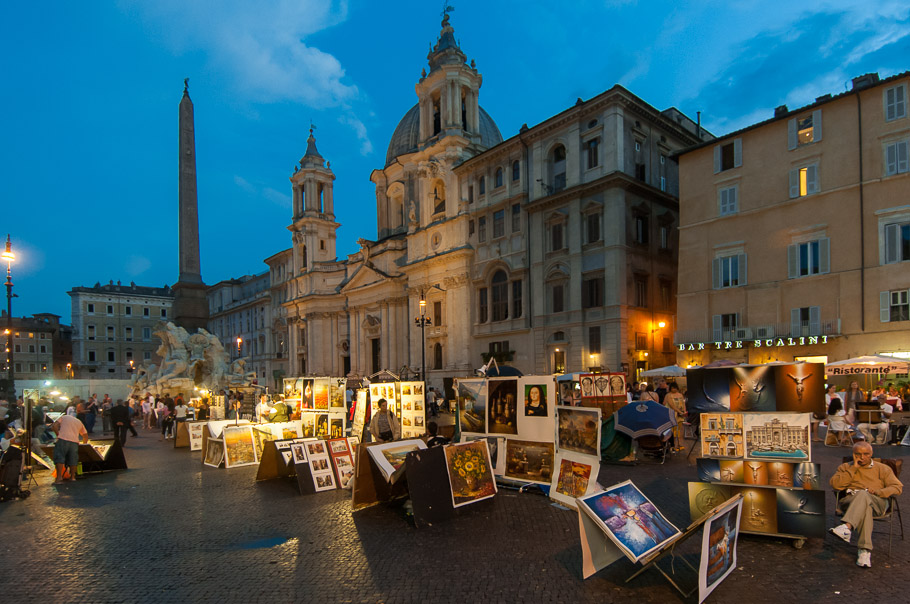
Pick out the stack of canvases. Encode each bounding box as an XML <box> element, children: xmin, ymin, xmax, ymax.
<box><xmin>455</xmin><ymin>376</ymin><xmax>602</xmax><ymax>508</ymax></box>
<box><xmin>685</xmin><ymin>362</ymin><xmax>827</xmax><ymax>540</ymax></box>
<box><xmin>282</xmin><ymin>377</ymin><xmax>348</xmax><ymax>438</ymax></box>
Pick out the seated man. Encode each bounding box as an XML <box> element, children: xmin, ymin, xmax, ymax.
<box><xmin>856</xmin><ymin>395</ymin><xmax>893</xmax><ymax>445</ymax></box>
<box><xmin>829</xmin><ymin>441</ymin><xmax>903</xmax><ymax>568</ymax></box>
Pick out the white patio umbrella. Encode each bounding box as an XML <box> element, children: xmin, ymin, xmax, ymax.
<box><xmin>640</xmin><ymin>364</ymin><xmax>687</xmax><ymax>377</ymax></box>
<box><xmin>825</xmin><ymin>355</ymin><xmax>910</xmax><ymax>376</ymax></box>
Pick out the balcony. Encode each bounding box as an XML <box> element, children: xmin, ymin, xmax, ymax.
<box><xmin>675</xmin><ymin>318</ymin><xmax>842</xmax><ymax>345</ymax></box>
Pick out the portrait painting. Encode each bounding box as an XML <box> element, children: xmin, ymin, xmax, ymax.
<box><xmin>444</xmin><ymin>440</ymin><xmax>497</xmax><ymax>508</ymax></box>
<box><xmin>488</xmin><ymin>378</ymin><xmax>519</xmax><ymax>435</ymax></box>
<box><xmin>699</xmin><ymin>495</ymin><xmax>743</xmax><ymax>603</ymax></box>
<box><xmin>301</xmin><ymin>413</ymin><xmax>315</xmax><ymax>438</ymax></box>
<box><xmin>524</xmin><ymin>384</ymin><xmax>548</xmax><ymax>417</ymax></box>
<box><xmin>504</xmin><ymin>439</ymin><xmax>555</xmax><ymax>485</ymax></box>
<box><xmin>204</xmin><ymin>438</ymin><xmax>224</xmax><ymax>468</ymax></box>
<box><xmin>577</xmin><ymin>480</ymin><xmax>681</xmax><ymax>563</ymax></box>
<box><xmin>458</xmin><ymin>379</ymin><xmax>487</xmax><ymax>434</ymax></box>
<box><xmin>557</xmin><ymin>406</ymin><xmax>601</xmax><ymax>458</ymax></box>
<box><xmin>302</xmin><ymin>378</ymin><xmax>315</xmax><ymax>409</ymax></box>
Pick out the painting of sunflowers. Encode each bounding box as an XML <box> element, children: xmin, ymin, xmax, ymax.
<box><xmin>444</xmin><ymin>440</ymin><xmax>498</xmax><ymax>508</ymax></box>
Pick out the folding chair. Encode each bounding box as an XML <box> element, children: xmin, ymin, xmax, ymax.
<box><xmin>638</xmin><ymin>435</ymin><xmax>670</xmax><ymax>464</ymax></box>
<box><xmin>834</xmin><ymin>457</ymin><xmax>904</xmax><ymax>557</ymax></box>
<box><xmin>824</xmin><ymin>416</ymin><xmax>854</xmax><ymax>447</ymax></box>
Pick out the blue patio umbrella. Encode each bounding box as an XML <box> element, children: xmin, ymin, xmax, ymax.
<box><xmin>613</xmin><ymin>400</ymin><xmax>677</xmax><ymax>439</ymax></box>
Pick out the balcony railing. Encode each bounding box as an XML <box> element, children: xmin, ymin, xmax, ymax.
<box><xmin>675</xmin><ymin>319</ymin><xmax>841</xmax><ymax>345</ymax></box>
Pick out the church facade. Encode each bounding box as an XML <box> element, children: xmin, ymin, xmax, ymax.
<box><xmin>275</xmin><ymin>16</ymin><xmax>709</xmax><ymax>386</ymax></box>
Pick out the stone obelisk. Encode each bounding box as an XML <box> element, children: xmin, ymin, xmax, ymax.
<box><xmin>171</xmin><ymin>78</ymin><xmax>209</xmax><ymax>332</ymax></box>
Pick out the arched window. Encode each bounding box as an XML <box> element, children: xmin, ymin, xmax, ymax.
<box><xmin>512</xmin><ymin>160</ymin><xmax>520</xmax><ymax>181</ymax></box>
<box><xmin>491</xmin><ymin>270</ymin><xmax>509</xmax><ymax>322</ymax></box>
<box><xmin>434</xmin><ymin>343</ymin><xmax>443</xmax><ymax>369</ymax></box>
<box><xmin>551</xmin><ymin>145</ymin><xmax>567</xmax><ymax>191</ymax></box>
<box><xmin>495</xmin><ymin>168</ymin><xmax>503</xmax><ymax>188</ymax></box>
<box><xmin>479</xmin><ymin>176</ymin><xmax>486</xmax><ymax>195</ymax></box>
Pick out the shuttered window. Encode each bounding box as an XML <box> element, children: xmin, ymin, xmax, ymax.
<box><xmin>787</xmin><ymin>238</ymin><xmax>830</xmax><ymax>278</ymax></box>
<box><xmin>885</xmin><ymin>140</ymin><xmax>909</xmax><ymax>176</ymax></box>
<box><xmin>788</xmin><ymin>110</ymin><xmax>822</xmax><ymax>149</ymax></box>
<box><xmin>789</xmin><ymin>163</ymin><xmax>819</xmax><ymax>198</ymax></box>
<box><xmin>712</xmin><ymin>254</ymin><xmax>747</xmax><ymax>289</ymax></box>
<box><xmin>885</xmin><ymin>84</ymin><xmax>907</xmax><ymax>122</ymax></box>
<box><xmin>719</xmin><ymin>185</ymin><xmax>738</xmax><ymax>216</ymax></box>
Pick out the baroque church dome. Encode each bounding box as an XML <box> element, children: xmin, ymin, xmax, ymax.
<box><xmin>385</xmin><ymin>103</ymin><xmax>502</xmax><ymax>167</ymax></box>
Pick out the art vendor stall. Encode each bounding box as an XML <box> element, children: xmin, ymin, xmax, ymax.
<box><xmin>685</xmin><ymin>362</ymin><xmax>826</xmax><ymax>547</ymax></box>
<box><xmin>283</xmin><ymin>376</ymin><xmax>349</xmax><ymax>438</ymax></box>
<box><xmin>41</xmin><ymin>439</ymin><xmax>128</xmax><ymax>477</ymax></box>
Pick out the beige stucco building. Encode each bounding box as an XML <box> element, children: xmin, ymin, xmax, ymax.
<box><xmin>261</xmin><ymin>17</ymin><xmax>709</xmax><ymax>387</ymax></box>
<box><xmin>68</xmin><ymin>281</ymin><xmax>174</xmax><ymax>379</ymax></box>
<box><xmin>676</xmin><ymin>71</ymin><xmax>910</xmax><ymax>371</ymax></box>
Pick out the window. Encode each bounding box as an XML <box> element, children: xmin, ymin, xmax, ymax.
<box><xmin>882</xmin><ymin>289</ymin><xmax>910</xmax><ymax>322</ymax></box>
<box><xmin>635</xmin><ymin>163</ymin><xmax>646</xmax><ymax>181</ymax></box>
<box><xmin>512</xmin><ymin>160</ymin><xmax>520</xmax><ymax>181</ymax></box>
<box><xmin>495</xmin><ymin>168</ymin><xmax>503</xmax><ymax>188</ymax></box>
<box><xmin>125</xmin><ymin>327</ymin><xmax>133</xmax><ymax>341</ymax></box>
<box><xmin>884</xmin><ymin>222</ymin><xmax>910</xmax><ymax>263</ymax></box>
<box><xmin>790</xmin><ymin>306</ymin><xmax>821</xmax><ymax>335</ymax></box>
<box><xmin>633</xmin><ymin>274</ymin><xmax>648</xmax><ymax>307</ymax></box>
<box><xmin>634</xmin><ymin>215</ymin><xmax>649</xmax><ymax>245</ymax></box>
<box><xmin>433</xmin><ymin>343</ymin><xmax>443</xmax><ymax>370</ymax></box>
<box><xmin>87</xmin><ymin>303</ymin><xmax>94</xmax><ymax>313</ymax></box>
<box><xmin>433</xmin><ymin>301</ymin><xmax>442</xmax><ymax>326</ymax></box>
<box><xmin>478</xmin><ymin>216</ymin><xmax>487</xmax><ymax>242</ymax></box>
<box><xmin>143</xmin><ymin>307</ymin><xmax>150</xmax><ymax>317</ymax></box>
<box><xmin>885</xmin><ymin>140</ymin><xmax>909</xmax><ymax>176</ymax></box>
<box><xmin>712</xmin><ymin>254</ymin><xmax>747</xmax><ymax>288</ymax></box>
<box><xmin>39</xmin><ymin>345</ymin><xmax>47</xmax><ymax>353</ymax></box>
<box><xmin>28</xmin><ymin>344</ymin><xmax>35</xmax><ymax>353</ymax></box>
<box><xmin>107</xmin><ymin>305</ymin><xmax>114</xmax><ymax>315</ymax></box>
<box><xmin>107</xmin><ymin>326</ymin><xmax>114</xmax><ymax>340</ymax></box>
<box><xmin>552</xmin><ymin>284</ymin><xmax>565</xmax><ymax>313</ymax></box>
<box><xmin>885</xmin><ymin>84</ymin><xmax>907</xmax><ymax>121</ymax></box>
<box><xmin>142</xmin><ymin>327</ymin><xmax>151</xmax><ymax>340</ymax></box>
<box><xmin>161</xmin><ymin>309</ymin><xmax>167</xmax><ymax>318</ymax></box>
<box><xmin>14</xmin><ymin>344</ymin><xmax>20</xmax><ymax>352</ymax></box>
<box><xmin>511</xmin><ymin>204</ymin><xmax>520</xmax><ymax>232</ymax></box>
<box><xmin>550</xmin><ymin>222</ymin><xmax>564</xmax><ymax>251</ymax></box>
<box><xmin>659</xmin><ymin>280</ymin><xmax>672</xmax><ymax>309</ymax></box>
<box><xmin>29</xmin><ymin>363</ymin><xmax>36</xmax><ymax>373</ymax></box>
<box><xmin>788</xmin><ymin>238</ymin><xmax>830</xmax><ymax>277</ymax></box>
<box><xmin>14</xmin><ymin>363</ymin><xmax>21</xmax><ymax>373</ymax></box>
<box><xmin>478</xmin><ymin>288</ymin><xmax>488</xmax><ymax>323</ymax></box>
<box><xmin>491</xmin><ymin>271</ymin><xmax>509</xmax><ymax>322</ymax></box>
<box><xmin>586</xmin><ymin>212</ymin><xmax>600</xmax><ymax>244</ymax></box>
<box><xmin>589</xmin><ymin>326</ymin><xmax>601</xmax><ymax>355</ymax></box>
<box><xmin>712</xmin><ymin>313</ymin><xmax>739</xmax><ymax>341</ymax></box>
<box><xmin>719</xmin><ymin>185</ymin><xmax>738</xmax><ymax>216</ymax></box>
<box><xmin>551</xmin><ymin>145</ymin><xmax>566</xmax><ymax>191</ymax></box>
<box><xmin>125</xmin><ymin>306</ymin><xmax>132</xmax><ymax>316</ymax></box>
<box><xmin>788</xmin><ymin>110</ymin><xmax>822</xmax><ymax>149</ymax></box>
<box><xmin>788</xmin><ymin>163</ymin><xmax>819</xmax><ymax>198</ymax></box>
<box><xmin>468</xmin><ymin>185</ymin><xmax>474</xmax><ymax>203</ymax></box>
<box><xmin>585</xmin><ymin>138</ymin><xmax>599</xmax><ymax>169</ymax></box>
<box><xmin>659</xmin><ymin>225</ymin><xmax>670</xmax><ymax>250</ymax></box>
<box><xmin>88</xmin><ymin>350</ymin><xmax>96</xmax><ymax>362</ymax></box>
<box><xmin>713</xmin><ymin>139</ymin><xmax>742</xmax><ymax>173</ymax></box>
<box><xmin>107</xmin><ymin>350</ymin><xmax>116</xmax><ymax>363</ymax></box>
<box><xmin>512</xmin><ymin>280</ymin><xmax>522</xmax><ymax>318</ymax></box>
<box><xmin>479</xmin><ymin>176</ymin><xmax>486</xmax><ymax>195</ymax></box>
<box><xmin>582</xmin><ymin>274</ymin><xmax>604</xmax><ymax>309</ymax></box>
<box><xmin>87</xmin><ymin>325</ymin><xmax>95</xmax><ymax>341</ymax></box>
<box><xmin>143</xmin><ymin>351</ymin><xmax>151</xmax><ymax>361</ymax></box>
<box><xmin>493</xmin><ymin>210</ymin><xmax>505</xmax><ymax>238</ymax></box>
<box><xmin>635</xmin><ymin>332</ymin><xmax>648</xmax><ymax>350</ymax></box>
<box><xmin>469</xmin><ymin>220</ymin><xmax>475</xmax><ymax>236</ymax></box>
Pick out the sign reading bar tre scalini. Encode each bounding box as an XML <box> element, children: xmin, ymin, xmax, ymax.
<box><xmin>678</xmin><ymin>335</ymin><xmax>833</xmax><ymax>351</ymax></box>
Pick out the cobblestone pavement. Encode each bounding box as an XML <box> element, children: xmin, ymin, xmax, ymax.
<box><xmin>1</xmin><ymin>425</ymin><xmax>907</xmax><ymax>603</ymax></box>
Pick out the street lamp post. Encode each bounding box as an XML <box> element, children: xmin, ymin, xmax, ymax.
<box><xmin>236</xmin><ymin>337</ymin><xmax>243</xmax><ymax>361</ymax></box>
<box><xmin>413</xmin><ymin>293</ymin><xmax>431</xmax><ymax>384</ymax></box>
<box><xmin>2</xmin><ymin>235</ymin><xmax>15</xmax><ymax>402</ymax></box>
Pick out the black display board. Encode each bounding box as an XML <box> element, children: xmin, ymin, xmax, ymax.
<box><xmin>405</xmin><ymin>446</ymin><xmax>455</xmax><ymax>528</ymax></box>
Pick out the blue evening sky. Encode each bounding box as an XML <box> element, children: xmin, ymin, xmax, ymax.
<box><xmin>2</xmin><ymin>1</ymin><xmax>908</xmax><ymax>322</ymax></box>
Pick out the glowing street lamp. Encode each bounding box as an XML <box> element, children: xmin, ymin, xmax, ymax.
<box><xmin>3</xmin><ymin>235</ymin><xmax>15</xmax><ymax>401</ymax></box>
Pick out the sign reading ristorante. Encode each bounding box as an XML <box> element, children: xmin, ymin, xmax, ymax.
<box><xmin>678</xmin><ymin>335</ymin><xmax>833</xmax><ymax>351</ymax></box>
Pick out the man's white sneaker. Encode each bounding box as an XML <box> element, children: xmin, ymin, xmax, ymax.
<box><xmin>829</xmin><ymin>524</ymin><xmax>852</xmax><ymax>543</ymax></box>
<box><xmin>856</xmin><ymin>548</ymin><xmax>872</xmax><ymax>568</ymax></box>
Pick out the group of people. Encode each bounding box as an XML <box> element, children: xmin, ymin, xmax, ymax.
<box><xmin>825</xmin><ymin>381</ymin><xmax>905</xmax><ymax>445</ymax></box>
